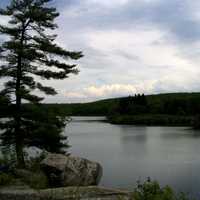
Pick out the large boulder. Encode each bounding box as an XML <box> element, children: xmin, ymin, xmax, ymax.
<box><xmin>40</xmin><ymin>153</ymin><xmax>102</xmax><ymax>187</ymax></box>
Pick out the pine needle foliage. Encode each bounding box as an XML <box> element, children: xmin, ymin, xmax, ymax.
<box><xmin>0</xmin><ymin>0</ymin><xmax>83</xmax><ymax>167</ymax></box>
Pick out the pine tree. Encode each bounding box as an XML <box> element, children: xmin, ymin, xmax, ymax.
<box><xmin>0</xmin><ymin>0</ymin><xmax>83</xmax><ymax>168</ymax></box>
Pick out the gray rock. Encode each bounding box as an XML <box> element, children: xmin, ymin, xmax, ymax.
<box><xmin>0</xmin><ymin>188</ymin><xmax>39</xmax><ymax>200</ymax></box>
<box><xmin>0</xmin><ymin>186</ymin><xmax>132</xmax><ymax>200</ymax></box>
<box><xmin>40</xmin><ymin>153</ymin><xmax>103</xmax><ymax>187</ymax></box>
<box><xmin>39</xmin><ymin>186</ymin><xmax>132</xmax><ymax>200</ymax></box>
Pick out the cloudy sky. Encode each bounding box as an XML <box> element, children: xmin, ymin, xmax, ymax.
<box><xmin>1</xmin><ymin>0</ymin><xmax>200</xmax><ymax>103</ymax></box>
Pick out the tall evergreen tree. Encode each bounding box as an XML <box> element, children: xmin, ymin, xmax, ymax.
<box><xmin>0</xmin><ymin>0</ymin><xmax>83</xmax><ymax>167</ymax></box>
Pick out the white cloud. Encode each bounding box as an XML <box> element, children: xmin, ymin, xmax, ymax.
<box><xmin>64</xmin><ymin>92</ymin><xmax>87</xmax><ymax>99</ymax></box>
<box><xmin>88</xmin><ymin>0</ymin><xmax>129</xmax><ymax>7</ymax></box>
<box><xmin>60</xmin><ymin>70</ymin><xmax>200</xmax><ymax>102</ymax></box>
<box><xmin>62</xmin><ymin>81</ymin><xmax>156</xmax><ymax>102</ymax></box>
<box><xmin>85</xmin><ymin>84</ymin><xmax>136</xmax><ymax>97</ymax></box>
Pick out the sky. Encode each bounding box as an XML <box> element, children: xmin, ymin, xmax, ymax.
<box><xmin>1</xmin><ymin>0</ymin><xmax>200</xmax><ymax>103</ymax></box>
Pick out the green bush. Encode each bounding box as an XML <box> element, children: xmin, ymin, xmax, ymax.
<box><xmin>133</xmin><ymin>179</ymin><xmax>192</xmax><ymax>200</ymax></box>
<box><xmin>21</xmin><ymin>171</ymin><xmax>48</xmax><ymax>189</ymax></box>
<box><xmin>28</xmin><ymin>172</ymin><xmax>48</xmax><ymax>189</ymax></box>
<box><xmin>23</xmin><ymin>153</ymin><xmax>49</xmax><ymax>189</ymax></box>
<box><xmin>0</xmin><ymin>173</ymin><xmax>13</xmax><ymax>186</ymax></box>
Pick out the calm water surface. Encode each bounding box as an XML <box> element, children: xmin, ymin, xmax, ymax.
<box><xmin>64</xmin><ymin>116</ymin><xmax>200</xmax><ymax>197</ymax></box>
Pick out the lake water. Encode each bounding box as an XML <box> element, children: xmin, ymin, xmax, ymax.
<box><xmin>64</xmin><ymin>116</ymin><xmax>200</xmax><ymax>197</ymax></box>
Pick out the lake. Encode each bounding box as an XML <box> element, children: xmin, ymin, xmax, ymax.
<box><xmin>64</xmin><ymin>116</ymin><xmax>200</xmax><ymax>197</ymax></box>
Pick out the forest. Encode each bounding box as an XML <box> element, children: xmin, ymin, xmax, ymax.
<box><xmin>35</xmin><ymin>92</ymin><xmax>200</xmax><ymax>126</ymax></box>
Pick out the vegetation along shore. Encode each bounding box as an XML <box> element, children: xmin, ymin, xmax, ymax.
<box><xmin>38</xmin><ymin>92</ymin><xmax>200</xmax><ymax>127</ymax></box>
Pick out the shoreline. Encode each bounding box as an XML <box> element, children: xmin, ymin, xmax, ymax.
<box><xmin>107</xmin><ymin>114</ymin><xmax>194</xmax><ymax>126</ymax></box>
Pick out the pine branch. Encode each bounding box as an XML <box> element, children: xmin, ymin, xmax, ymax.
<box><xmin>37</xmin><ymin>83</ymin><xmax>57</xmax><ymax>95</ymax></box>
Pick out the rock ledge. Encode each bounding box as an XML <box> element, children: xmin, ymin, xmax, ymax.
<box><xmin>0</xmin><ymin>186</ymin><xmax>132</xmax><ymax>200</ymax></box>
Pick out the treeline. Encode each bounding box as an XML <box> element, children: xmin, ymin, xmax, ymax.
<box><xmin>108</xmin><ymin>93</ymin><xmax>200</xmax><ymax>126</ymax></box>
<box><xmin>14</xmin><ymin>93</ymin><xmax>200</xmax><ymax>126</ymax></box>
<box><xmin>40</xmin><ymin>99</ymin><xmax>118</xmax><ymax>116</ymax></box>
<box><xmin>111</xmin><ymin>93</ymin><xmax>200</xmax><ymax>116</ymax></box>
<box><xmin>27</xmin><ymin>93</ymin><xmax>200</xmax><ymax>117</ymax></box>
<box><xmin>112</xmin><ymin>94</ymin><xmax>148</xmax><ymax>115</ymax></box>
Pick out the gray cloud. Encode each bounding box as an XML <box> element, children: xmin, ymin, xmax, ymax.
<box><xmin>1</xmin><ymin>0</ymin><xmax>200</xmax><ymax>102</ymax></box>
<box><xmin>59</xmin><ymin>0</ymin><xmax>200</xmax><ymax>42</ymax></box>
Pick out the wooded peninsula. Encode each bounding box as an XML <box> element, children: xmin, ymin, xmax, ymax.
<box><xmin>32</xmin><ymin>92</ymin><xmax>200</xmax><ymax>127</ymax></box>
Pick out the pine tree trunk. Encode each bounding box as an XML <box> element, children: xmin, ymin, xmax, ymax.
<box><xmin>15</xmin><ymin>25</ymin><xmax>25</xmax><ymax>168</ymax></box>
<box><xmin>15</xmin><ymin>54</ymin><xmax>25</xmax><ymax>168</ymax></box>
<box><xmin>15</xmin><ymin>101</ymin><xmax>25</xmax><ymax>168</ymax></box>
<box><xmin>15</xmin><ymin>69</ymin><xmax>25</xmax><ymax>167</ymax></box>
<box><xmin>15</xmin><ymin>127</ymin><xmax>25</xmax><ymax>168</ymax></box>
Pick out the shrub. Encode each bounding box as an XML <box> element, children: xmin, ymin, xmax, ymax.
<box><xmin>27</xmin><ymin>172</ymin><xmax>48</xmax><ymax>189</ymax></box>
<box><xmin>133</xmin><ymin>178</ymin><xmax>192</xmax><ymax>200</ymax></box>
<box><xmin>0</xmin><ymin>173</ymin><xmax>13</xmax><ymax>186</ymax></box>
<box><xmin>18</xmin><ymin>170</ymin><xmax>48</xmax><ymax>190</ymax></box>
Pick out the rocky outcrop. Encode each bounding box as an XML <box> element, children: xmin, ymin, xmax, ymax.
<box><xmin>40</xmin><ymin>153</ymin><xmax>103</xmax><ymax>187</ymax></box>
<box><xmin>0</xmin><ymin>186</ymin><xmax>132</xmax><ymax>200</ymax></box>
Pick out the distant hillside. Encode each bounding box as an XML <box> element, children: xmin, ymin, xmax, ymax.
<box><xmin>43</xmin><ymin>97</ymin><xmax>118</xmax><ymax>116</ymax></box>
<box><xmin>43</xmin><ymin>92</ymin><xmax>200</xmax><ymax>117</ymax></box>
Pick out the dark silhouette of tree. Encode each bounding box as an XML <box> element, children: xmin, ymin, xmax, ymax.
<box><xmin>116</xmin><ymin>94</ymin><xmax>148</xmax><ymax>115</ymax></box>
<box><xmin>0</xmin><ymin>0</ymin><xmax>83</xmax><ymax>167</ymax></box>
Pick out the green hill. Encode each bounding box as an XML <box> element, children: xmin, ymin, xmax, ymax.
<box><xmin>40</xmin><ymin>92</ymin><xmax>200</xmax><ymax>126</ymax></box>
<box><xmin>43</xmin><ymin>97</ymin><xmax>118</xmax><ymax>116</ymax></box>
<box><xmin>43</xmin><ymin>92</ymin><xmax>200</xmax><ymax>116</ymax></box>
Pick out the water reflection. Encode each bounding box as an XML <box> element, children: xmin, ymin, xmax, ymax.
<box><xmin>119</xmin><ymin>126</ymin><xmax>148</xmax><ymax>142</ymax></box>
<box><xmin>70</xmin><ymin>116</ymin><xmax>106</xmax><ymax>122</ymax></box>
<box><xmin>158</xmin><ymin>127</ymin><xmax>200</xmax><ymax>140</ymax></box>
<box><xmin>65</xmin><ymin>117</ymin><xmax>200</xmax><ymax>198</ymax></box>
<box><xmin>119</xmin><ymin>126</ymin><xmax>148</xmax><ymax>156</ymax></box>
